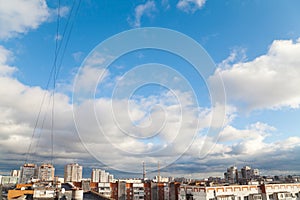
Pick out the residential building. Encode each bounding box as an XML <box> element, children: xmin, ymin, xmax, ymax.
<box><xmin>10</xmin><ymin>169</ymin><xmax>20</xmax><ymax>177</ymax></box>
<box><xmin>108</xmin><ymin>174</ymin><xmax>114</xmax><ymax>182</ymax></box>
<box><xmin>1</xmin><ymin>175</ymin><xmax>19</xmax><ymax>184</ymax></box>
<box><xmin>91</xmin><ymin>169</ymin><xmax>101</xmax><ymax>182</ymax></box>
<box><xmin>64</xmin><ymin>163</ymin><xmax>82</xmax><ymax>182</ymax></box>
<box><xmin>38</xmin><ymin>163</ymin><xmax>55</xmax><ymax>181</ymax></box>
<box><xmin>91</xmin><ymin>168</ymin><xmax>114</xmax><ymax>183</ymax></box>
<box><xmin>169</xmin><ymin>182</ymin><xmax>180</xmax><ymax>200</ymax></box>
<box><xmin>241</xmin><ymin>166</ymin><xmax>260</xmax><ymax>184</ymax></box>
<box><xmin>98</xmin><ymin>182</ymin><xmax>111</xmax><ymax>197</ymax></box>
<box><xmin>19</xmin><ymin>163</ymin><xmax>38</xmax><ymax>183</ymax></box>
<box><xmin>178</xmin><ymin>183</ymin><xmax>300</xmax><ymax>200</ymax></box>
<box><xmin>133</xmin><ymin>182</ymin><xmax>145</xmax><ymax>200</ymax></box>
<box><xmin>100</xmin><ymin>170</ymin><xmax>108</xmax><ymax>182</ymax></box>
<box><xmin>224</xmin><ymin>166</ymin><xmax>239</xmax><ymax>184</ymax></box>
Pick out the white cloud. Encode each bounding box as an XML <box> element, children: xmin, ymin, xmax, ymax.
<box><xmin>130</xmin><ymin>1</ymin><xmax>156</xmax><ymax>28</ymax></box>
<box><xmin>0</xmin><ymin>0</ymin><xmax>51</xmax><ymax>39</ymax></box>
<box><xmin>50</xmin><ymin>6</ymin><xmax>69</xmax><ymax>18</ymax></box>
<box><xmin>177</xmin><ymin>0</ymin><xmax>206</xmax><ymax>13</ymax></box>
<box><xmin>0</xmin><ymin>46</ymin><xmax>17</xmax><ymax>76</ymax></box>
<box><xmin>215</xmin><ymin>122</ymin><xmax>300</xmax><ymax>157</ymax></box>
<box><xmin>0</xmin><ymin>46</ymin><xmax>84</xmax><ymax>165</ymax></box>
<box><xmin>0</xmin><ymin>45</ymin><xmax>218</xmax><ymax>173</ymax></box>
<box><xmin>219</xmin><ymin>122</ymin><xmax>275</xmax><ymax>143</ymax></box>
<box><xmin>210</xmin><ymin>38</ymin><xmax>300</xmax><ymax>111</ymax></box>
<box><xmin>218</xmin><ymin>48</ymin><xmax>247</xmax><ymax>69</ymax></box>
<box><xmin>222</xmin><ymin>123</ymin><xmax>275</xmax><ymax>155</ymax></box>
<box><xmin>182</xmin><ymin>121</ymin><xmax>300</xmax><ymax>176</ymax></box>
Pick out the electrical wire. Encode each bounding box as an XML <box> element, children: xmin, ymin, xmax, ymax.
<box><xmin>24</xmin><ymin>0</ymin><xmax>81</xmax><ymax>165</ymax></box>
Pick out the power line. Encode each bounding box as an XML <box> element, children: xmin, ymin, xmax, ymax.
<box><xmin>24</xmin><ymin>0</ymin><xmax>81</xmax><ymax>165</ymax></box>
<box><xmin>50</xmin><ymin>0</ymin><xmax>61</xmax><ymax>165</ymax></box>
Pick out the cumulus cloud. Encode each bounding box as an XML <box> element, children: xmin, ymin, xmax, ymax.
<box><xmin>0</xmin><ymin>0</ymin><xmax>51</xmax><ymax>39</ymax></box>
<box><xmin>0</xmin><ymin>46</ymin><xmax>84</xmax><ymax>166</ymax></box>
<box><xmin>221</xmin><ymin>122</ymin><xmax>300</xmax><ymax>157</ymax></box>
<box><xmin>129</xmin><ymin>1</ymin><xmax>156</xmax><ymax>28</ymax></box>
<box><xmin>0</xmin><ymin>46</ymin><xmax>17</xmax><ymax>76</ymax></box>
<box><xmin>177</xmin><ymin>0</ymin><xmax>206</xmax><ymax>13</ymax></box>
<box><xmin>73</xmin><ymin>89</ymin><xmax>214</xmax><ymax>172</ymax></box>
<box><xmin>182</xmin><ymin>121</ymin><xmax>300</xmax><ymax>176</ymax></box>
<box><xmin>210</xmin><ymin>38</ymin><xmax>300</xmax><ymax>111</ymax></box>
<box><xmin>0</xmin><ymin>45</ymin><xmax>215</xmax><ymax>173</ymax></box>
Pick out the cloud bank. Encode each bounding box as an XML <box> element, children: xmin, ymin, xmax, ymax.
<box><xmin>210</xmin><ymin>38</ymin><xmax>300</xmax><ymax>111</ymax></box>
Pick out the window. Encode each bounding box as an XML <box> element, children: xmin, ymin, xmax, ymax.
<box><xmin>285</xmin><ymin>193</ymin><xmax>292</xmax><ymax>197</ymax></box>
<box><xmin>253</xmin><ymin>195</ymin><xmax>262</xmax><ymax>200</ymax></box>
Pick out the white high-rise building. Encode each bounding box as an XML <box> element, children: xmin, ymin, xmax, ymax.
<box><xmin>64</xmin><ymin>163</ymin><xmax>82</xmax><ymax>182</ymax></box>
<box><xmin>108</xmin><ymin>174</ymin><xmax>114</xmax><ymax>182</ymax></box>
<box><xmin>10</xmin><ymin>170</ymin><xmax>20</xmax><ymax>177</ymax></box>
<box><xmin>100</xmin><ymin>170</ymin><xmax>108</xmax><ymax>182</ymax></box>
<box><xmin>38</xmin><ymin>163</ymin><xmax>55</xmax><ymax>181</ymax></box>
<box><xmin>91</xmin><ymin>169</ymin><xmax>113</xmax><ymax>183</ymax></box>
<box><xmin>91</xmin><ymin>169</ymin><xmax>101</xmax><ymax>182</ymax></box>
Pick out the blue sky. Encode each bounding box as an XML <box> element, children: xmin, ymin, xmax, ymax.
<box><xmin>1</xmin><ymin>0</ymin><xmax>300</xmax><ymax>178</ymax></box>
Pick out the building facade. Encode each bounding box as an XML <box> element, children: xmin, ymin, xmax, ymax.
<box><xmin>178</xmin><ymin>183</ymin><xmax>300</xmax><ymax>200</ymax></box>
<box><xmin>38</xmin><ymin>163</ymin><xmax>55</xmax><ymax>181</ymax></box>
<box><xmin>91</xmin><ymin>168</ymin><xmax>114</xmax><ymax>183</ymax></box>
<box><xmin>64</xmin><ymin>163</ymin><xmax>82</xmax><ymax>182</ymax></box>
<box><xmin>19</xmin><ymin>163</ymin><xmax>38</xmax><ymax>183</ymax></box>
<box><xmin>224</xmin><ymin>166</ymin><xmax>239</xmax><ymax>184</ymax></box>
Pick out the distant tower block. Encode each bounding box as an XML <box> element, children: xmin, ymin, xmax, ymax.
<box><xmin>38</xmin><ymin>163</ymin><xmax>55</xmax><ymax>181</ymax></box>
<box><xmin>19</xmin><ymin>163</ymin><xmax>38</xmax><ymax>183</ymax></box>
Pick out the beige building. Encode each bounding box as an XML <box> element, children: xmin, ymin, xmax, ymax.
<box><xmin>38</xmin><ymin>163</ymin><xmax>55</xmax><ymax>181</ymax></box>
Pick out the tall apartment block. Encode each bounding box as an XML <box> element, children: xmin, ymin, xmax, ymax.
<box><xmin>91</xmin><ymin>168</ymin><xmax>114</xmax><ymax>183</ymax></box>
<box><xmin>38</xmin><ymin>163</ymin><xmax>55</xmax><ymax>181</ymax></box>
<box><xmin>19</xmin><ymin>163</ymin><xmax>38</xmax><ymax>183</ymax></box>
<box><xmin>64</xmin><ymin>163</ymin><xmax>82</xmax><ymax>182</ymax></box>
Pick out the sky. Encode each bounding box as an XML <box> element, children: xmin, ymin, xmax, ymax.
<box><xmin>1</xmin><ymin>0</ymin><xmax>300</xmax><ymax>179</ymax></box>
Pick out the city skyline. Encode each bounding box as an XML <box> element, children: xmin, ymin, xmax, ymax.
<box><xmin>0</xmin><ymin>0</ymin><xmax>300</xmax><ymax>178</ymax></box>
<box><xmin>1</xmin><ymin>162</ymin><xmax>296</xmax><ymax>183</ymax></box>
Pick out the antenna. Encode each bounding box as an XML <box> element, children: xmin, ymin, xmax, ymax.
<box><xmin>143</xmin><ymin>161</ymin><xmax>146</xmax><ymax>181</ymax></box>
<box><xmin>158</xmin><ymin>161</ymin><xmax>160</xmax><ymax>183</ymax></box>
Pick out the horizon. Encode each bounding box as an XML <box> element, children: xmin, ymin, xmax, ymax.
<box><xmin>1</xmin><ymin>162</ymin><xmax>299</xmax><ymax>181</ymax></box>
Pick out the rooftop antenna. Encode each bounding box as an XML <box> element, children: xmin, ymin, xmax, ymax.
<box><xmin>143</xmin><ymin>161</ymin><xmax>146</xmax><ymax>181</ymax></box>
<box><xmin>158</xmin><ymin>161</ymin><xmax>160</xmax><ymax>183</ymax></box>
